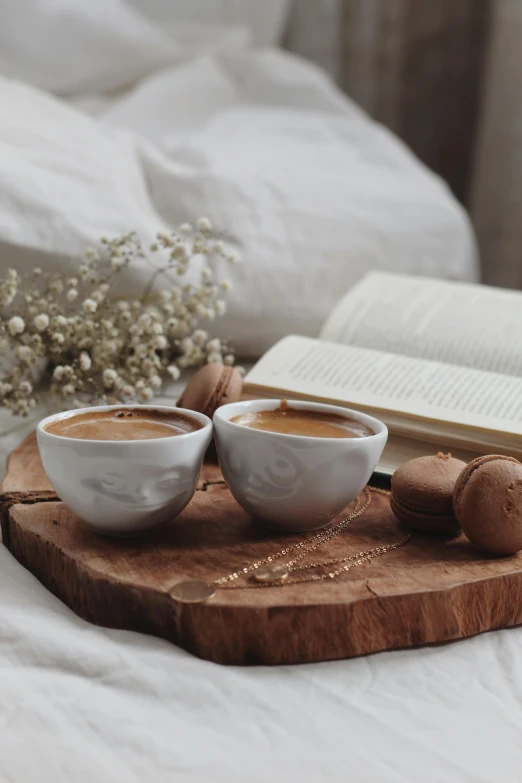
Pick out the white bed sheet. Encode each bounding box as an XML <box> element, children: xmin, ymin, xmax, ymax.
<box><xmin>1</xmin><ymin>404</ymin><xmax>522</xmax><ymax>783</ymax></box>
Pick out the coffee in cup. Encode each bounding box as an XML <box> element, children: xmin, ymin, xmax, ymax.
<box><xmin>229</xmin><ymin>400</ymin><xmax>374</xmax><ymax>439</ymax></box>
<box><xmin>44</xmin><ymin>408</ymin><xmax>202</xmax><ymax>441</ymax></box>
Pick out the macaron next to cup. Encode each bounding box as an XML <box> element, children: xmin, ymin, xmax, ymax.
<box><xmin>391</xmin><ymin>453</ymin><xmax>466</xmax><ymax>537</ymax></box>
<box><xmin>453</xmin><ymin>455</ymin><xmax>522</xmax><ymax>555</ymax></box>
<box><xmin>391</xmin><ymin>451</ymin><xmax>522</xmax><ymax>556</ymax></box>
<box><xmin>178</xmin><ymin>363</ymin><xmax>243</xmax><ymax>418</ymax></box>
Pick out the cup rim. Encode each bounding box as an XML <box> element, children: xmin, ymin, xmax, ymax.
<box><xmin>213</xmin><ymin>399</ymin><xmax>387</xmax><ymax>443</ymax></box>
<box><xmin>37</xmin><ymin>404</ymin><xmax>212</xmax><ymax>445</ymax></box>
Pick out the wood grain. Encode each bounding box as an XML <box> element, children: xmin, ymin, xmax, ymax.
<box><xmin>2</xmin><ymin>435</ymin><xmax>522</xmax><ymax>665</ymax></box>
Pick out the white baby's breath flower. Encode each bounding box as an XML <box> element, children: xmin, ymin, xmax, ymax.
<box><xmin>0</xmin><ymin>288</ymin><xmax>16</xmax><ymax>306</ymax></box>
<box><xmin>16</xmin><ymin>345</ymin><xmax>34</xmax><ymax>363</ymax></box>
<box><xmin>192</xmin><ymin>329</ymin><xmax>208</xmax><ymax>345</ymax></box>
<box><xmin>154</xmin><ymin>335</ymin><xmax>167</xmax><ymax>350</ymax></box>
<box><xmin>8</xmin><ymin>316</ymin><xmax>25</xmax><ymax>336</ymax></box>
<box><xmin>197</xmin><ymin>217</ymin><xmax>212</xmax><ymax>234</ymax></box>
<box><xmin>171</xmin><ymin>245</ymin><xmax>188</xmax><ymax>262</ymax></box>
<box><xmin>82</xmin><ymin>298</ymin><xmax>97</xmax><ymax>314</ymax></box>
<box><xmin>167</xmin><ymin>365</ymin><xmax>180</xmax><ymax>381</ymax></box>
<box><xmin>79</xmin><ymin>351</ymin><xmax>92</xmax><ymax>371</ymax></box>
<box><xmin>235</xmin><ymin>365</ymin><xmax>246</xmax><ymax>376</ymax></box>
<box><xmin>103</xmin><ymin>369</ymin><xmax>118</xmax><ymax>388</ymax></box>
<box><xmin>224</xmin><ymin>354</ymin><xmax>235</xmax><ymax>366</ymax></box>
<box><xmin>181</xmin><ymin>337</ymin><xmax>194</xmax><ymax>354</ymax></box>
<box><xmin>49</xmin><ymin>279</ymin><xmax>64</xmax><ymax>294</ymax></box>
<box><xmin>18</xmin><ymin>380</ymin><xmax>32</xmax><ymax>396</ymax></box>
<box><xmin>0</xmin><ymin>219</ymin><xmax>235</xmax><ymax>416</ymax></box>
<box><xmin>206</xmin><ymin>338</ymin><xmax>221</xmax><ymax>352</ymax></box>
<box><xmin>138</xmin><ymin>313</ymin><xmax>153</xmax><ymax>330</ymax></box>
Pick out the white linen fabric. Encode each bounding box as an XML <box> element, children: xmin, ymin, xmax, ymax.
<box><xmin>0</xmin><ymin>0</ymin><xmax>178</xmax><ymax>95</ymax></box>
<box><xmin>0</xmin><ymin>3</ymin><xmax>477</xmax><ymax>357</ymax></box>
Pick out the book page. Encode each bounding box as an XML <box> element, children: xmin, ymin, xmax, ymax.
<box><xmin>244</xmin><ymin>336</ymin><xmax>522</xmax><ymax>437</ymax></box>
<box><xmin>321</xmin><ymin>272</ymin><xmax>522</xmax><ymax>377</ymax></box>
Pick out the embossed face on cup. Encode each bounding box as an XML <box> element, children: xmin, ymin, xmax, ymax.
<box><xmin>44</xmin><ymin>408</ymin><xmax>202</xmax><ymax>441</ymax></box>
<box><xmin>82</xmin><ymin>461</ymin><xmax>193</xmax><ymax>509</ymax></box>
<box><xmin>37</xmin><ymin>404</ymin><xmax>213</xmax><ymax>536</ymax></box>
<box><xmin>214</xmin><ymin>400</ymin><xmax>388</xmax><ymax>532</ymax></box>
<box><xmin>230</xmin><ymin>401</ymin><xmax>374</xmax><ymax>439</ymax></box>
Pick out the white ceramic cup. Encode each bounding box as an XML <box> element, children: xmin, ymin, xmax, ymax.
<box><xmin>37</xmin><ymin>404</ymin><xmax>213</xmax><ymax>537</ymax></box>
<box><xmin>213</xmin><ymin>399</ymin><xmax>388</xmax><ymax>532</ymax></box>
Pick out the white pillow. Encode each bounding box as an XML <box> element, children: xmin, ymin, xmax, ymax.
<box><xmin>0</xmin><ymin>50</ymin><xmax>478</xmax><ymax>357</ymax></box>
<box><xmin>0</xmin><ymin>0</ymin><xmax>177</xmax><ymax>95</ymax></box>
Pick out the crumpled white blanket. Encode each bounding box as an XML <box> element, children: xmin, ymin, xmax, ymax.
<box><xmin>0</xmin><ymin>0</ymin><xmax>477</xmax><ymax>357</ymax></box>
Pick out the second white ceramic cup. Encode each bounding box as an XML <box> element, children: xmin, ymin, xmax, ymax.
<box><xmin>37</xmin><ymin>404</ymin><xmax>213</xmax><ymax>537</ymax></box>
<box><xmin>214</xmin><ymin>399</ymin><xmax>387</xmax><ymax>532</ymax></box>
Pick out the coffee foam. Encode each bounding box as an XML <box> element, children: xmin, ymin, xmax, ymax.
<box><xmin>45</xmin><ymin>408</ymin><xmax>202</xmax><ymax>441</ymax></box>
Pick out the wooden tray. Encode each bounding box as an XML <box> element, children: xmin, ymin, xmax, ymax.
<box><xmin>2</xmin><ymin>433</ymin><xmax>522</xmax><ymax>665</ymax></box>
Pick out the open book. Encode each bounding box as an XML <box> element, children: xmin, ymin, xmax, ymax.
<box><xmin>243</xmin><ymin>272</ymin><xmax>522</xmax><ymax>476</ymax></box>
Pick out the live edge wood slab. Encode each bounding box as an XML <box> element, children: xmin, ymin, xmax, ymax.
<box><xmin>2</xmin><ymin>433</ymin><xmax>522</xmax><ymax>665</ymax></box>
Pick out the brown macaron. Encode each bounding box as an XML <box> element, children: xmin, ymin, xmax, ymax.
<box><xmin>391</xmin><ymin>453</ymin><xmax>467</xmax><ymax>536</ymax></box>
<box><xmin>453</xmin><ymin>455</ymin><xmax>522</xmax><ymax>555</ymax></box>
<box><xmin>178</xmin><ymin>363</ymin><xmax>243</xmax><ymax>419</ymax></box>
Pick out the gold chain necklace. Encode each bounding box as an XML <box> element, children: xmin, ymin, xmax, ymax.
<box><xmin>170</xmin><ymin>485</ymin><xmax>413</xmax><ymax>603</ymax></box>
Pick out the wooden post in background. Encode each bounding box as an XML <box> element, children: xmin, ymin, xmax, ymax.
<box><xmin>285</xmin><ymin>0</ymin><xmax>491</xmax><ymax>205</ymax></box>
